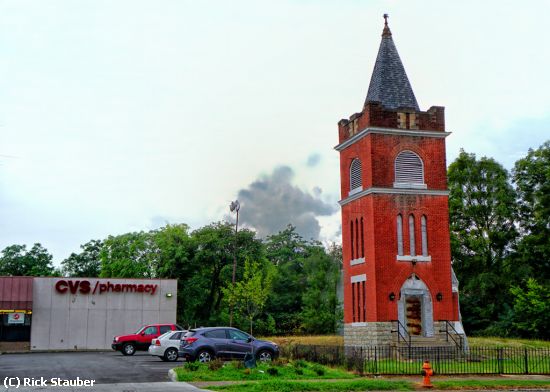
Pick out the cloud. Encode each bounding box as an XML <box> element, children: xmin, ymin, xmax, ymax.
<box><xmin>236</xmin><ymin>166</ymin><xmax>337</xmax><ymax>240</ymax></box>
<box><xmin>306</xmin><ymin>153</ymin><xmax>321</xmax><ymax>167</ymax></box>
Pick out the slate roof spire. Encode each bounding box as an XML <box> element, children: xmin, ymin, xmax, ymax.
<box><xmin>365</xmin><ymin>14</ymin><xmax>420</xmax><ymax>111</ymax></box>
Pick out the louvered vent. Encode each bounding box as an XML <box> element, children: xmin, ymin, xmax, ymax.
<box><xmin>350</xmin><ymin>159</ymin><xmax>362</xmax><ymax>193</ymax></box>
<box><xmin>394</xmin><ymin>151</ymin><xmax>425</xmax><ymax>188</ymax></box>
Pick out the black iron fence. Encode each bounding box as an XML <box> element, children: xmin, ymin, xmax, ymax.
<box><xmin>283</xmin><ymin>345</ymin><xmax>550</xmax><ymax>375</ymax></box>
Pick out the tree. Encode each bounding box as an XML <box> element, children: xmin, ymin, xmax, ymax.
<box><xmin>301</xmin><ymin>247</ymin><xmax>342</xmax><ymax>334</ymax></box>
<box><xmin>510</xmin><ymin>278</ymin><xmax>550</xmax><ymax>339</ymax></box>
<box><xmin>223</xmin><ymin>258</ymin><xmax>273</xmax><ymax>334</ymax></box>
<box><xmin>187</xmin><ymin>222</ymin><xmax>264</xmax><ymax>327</ymax></box>
<box><xmin>0</xmin><ymin>243</ymin><xmax>55</xmax><ymax>276</ymax></box>
<box><xmin>512</xmin><ymin>140</ymin><xmax>550</xmax><ymax>282</ymax></box>
<box><xmin>100</xmin><ymin>232</ymin><xmax>158</xmax><ymax>278</ymax></box>
<box><xmin>61</xmin><ymin>240</ymin><xmax>102</xmax><ymax>277</ymax></box>
<box><xmin>264</xmin><ymin>225</ymin><xmax>310</xmax><ymax>334</ymax></box>
<box><xmin>448</xmin><ymin>150</ymin><xmax>518</xmax><ymax>334</ymax></box>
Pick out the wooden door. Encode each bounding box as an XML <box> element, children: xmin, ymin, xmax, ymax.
<box><xmin>405</xmin><ymin>296</ymin><xmax>422</xmax><ymax>336</ymax></box>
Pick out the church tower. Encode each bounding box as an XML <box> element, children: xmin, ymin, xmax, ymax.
<box><xmin>336</xmin><ymin>16</ymin><xmax>465</xmax><ymax>347</ymax></box>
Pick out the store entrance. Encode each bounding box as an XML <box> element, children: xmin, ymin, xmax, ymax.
<box><xmin>0</xmin><ymin>312</ymin><xmax>31</xmax><ymax>341</ymax></box>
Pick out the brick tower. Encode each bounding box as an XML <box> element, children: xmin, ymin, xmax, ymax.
<box><xmin>336</xmin><ymin>16</ymin><xmax>466</xmax><ymax>347</ymax></box>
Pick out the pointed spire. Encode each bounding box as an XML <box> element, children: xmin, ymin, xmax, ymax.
<box><xmin>365</xmin><ymin>15</ymin><xmax>419</xmax><ymax>111</ymax></box>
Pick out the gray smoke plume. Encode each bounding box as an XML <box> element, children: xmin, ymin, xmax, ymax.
<box><xmin>236</xmin><ymin>166</ymin><xmax>336</xmax><ymax>240</ymax></box>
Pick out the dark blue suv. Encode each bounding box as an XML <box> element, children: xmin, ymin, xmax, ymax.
<box><xmin>179</xmin><ymin>327</ymin><xmax>279</xmax><ymax>362</ymax></box>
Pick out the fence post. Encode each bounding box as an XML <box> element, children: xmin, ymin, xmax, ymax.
<box><xmin>524</xmin><ymin>348</ymin><xmax>529</xmax><ymax>375</ymax></box>
<box><xmin>498</xmin><ymin>348</ymin><xmax>504</xmax><ymax>374</ymax></box>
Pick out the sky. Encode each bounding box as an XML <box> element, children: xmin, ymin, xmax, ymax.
<box><xmin>1</xmin><ymin>0</ymin><xmax>549</xmax><ymax>264</ymax></box>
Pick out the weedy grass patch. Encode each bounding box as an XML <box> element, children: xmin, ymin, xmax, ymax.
<box><xmin>209</xmin><ymin>379</ymin><xmax>414</xmax><ymax>392</ymax></box>
<box><xmin>432</xmin><ymin>379</ymin><xmax>550</xmax><ymax>389</ymax></box>
<box><xmin>175</xmin><ymin>360</ymin><xmax>355</xmax><ymax>382</ymax></box>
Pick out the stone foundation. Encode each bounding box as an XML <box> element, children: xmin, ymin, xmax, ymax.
<box><xmin>343</xmin><ymin>322</ymin><xmax>393</xmax><ymax>347</ymax></box>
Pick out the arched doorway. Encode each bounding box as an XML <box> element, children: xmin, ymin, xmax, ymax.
<box><xmin>397</xmin><ymin>274</ymin><xmax>434</xmax><ymax>337</ymax></box>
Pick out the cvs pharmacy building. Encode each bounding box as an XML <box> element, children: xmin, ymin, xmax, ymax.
<box><xmin>0</xmin><ymin>276</ymin><xmax>177</xmax><ymax>350</ymax></box>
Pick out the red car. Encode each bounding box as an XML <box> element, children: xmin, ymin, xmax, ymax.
<box><xmin>112</xmin><ymin>323</ymin><xmax>183</xmax><ymax>355</ymax></box>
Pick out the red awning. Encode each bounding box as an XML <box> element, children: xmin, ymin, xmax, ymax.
<box><xmin>0</xmin><ymin>277</ymin><xmax>33</xmax><ymax>311</ymax></box>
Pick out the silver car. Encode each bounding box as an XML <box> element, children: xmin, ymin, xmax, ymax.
<box><xmin>148</xmin><ymin>330</ymin><xmax>186</xmax><ymax>361</ymax></box>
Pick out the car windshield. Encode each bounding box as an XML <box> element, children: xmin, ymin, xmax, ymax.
<box><xmin>135</xmin><ymin>326</ymin><xmax>146</xmax><ymax>334</ymax></box>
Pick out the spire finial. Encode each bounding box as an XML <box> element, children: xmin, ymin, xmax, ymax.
<box><xmin>382</xmin><ymin>13</ymin><xmax>392</xmax><ymax>37</ymax></box>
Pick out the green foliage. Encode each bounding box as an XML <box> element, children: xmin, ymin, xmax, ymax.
<box><xmin>300</xmin><ymin>246</ymin><xmax>342</xmax><ymax>334</ymax></box>
<box><xmin>223</xmin><ymin>258</ymin><xmax>274</xmax><ymax>334</ymax></box>
<box><xmin>266</xmin><ymin>367</ymin><xmax>279</xmax><ymax>376</ymax></box>
<box><xmin>208</xmin><ymin>359</ymin><xmax>224</xmax><ymax>371</ymax></box>
<box><xmin>61</xmin><ymin>239</ymin><xmax>102</xmax><ymax>277</ymax></box>
<box><xmin>0</xmin><ymin>243</ymin><xmax>55</xmax><ymax>276</ymax></box>
<box><xmin>100</xmin><ymin>231</ymin><xmax>157</xmax><ymax>278</ymax></box>
<box><xmin>512</xmin><ymin>141</ymin><xmax>550</xmax><ymax>283</ymax></box>
<box><xmin>448</xmin><ymin>150</ymin><xmax>518</xmax><ymax>335</ymax></box>
<box><xmin>510</xmin><ymin>278</ymin><xmax>550</xmax><ymax>339</ymax></box>
<box><xmin>175</xmin><ymin>360</ymin><xmax>355</xmax><ymax>382</ymax></box>
<box><xmin>184</xmin><ymin>361</ymin><xmax>200</xmax><ymax>371</ymax></box>
<box><xmin>208</xmin><ymin>379</ymin><xmax>413</xmax><ymax>392</ymax></box>
<box><xmin>311</xmin><ymin>364</ymin><xmax>325</xmax><ymax>376</ymax></box>
<box><xmin>262</xmin><ymin>226</ymin><xmax>341</xmax><ymax>335</ymax></box>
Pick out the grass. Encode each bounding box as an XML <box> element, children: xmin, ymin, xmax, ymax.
<box><xmin>174</xmin><ymin>360</ymin><xmax>356</xmax><ymax>382</ymax></box>
<box><xmin>432</xmin><ymin>379</ymin><xmax>550</xmax><ymax>390</ymax></box>
<box><xmin>367</xmin><ymin>357</ymin><xmax>550</xmax><ymax>375</ymax></box>
<box><xmin>260</xmin><ymin>335</ymin><xmax>344</xmax><ymax>347</ymax></box>
<box><xmin>208</xmin><ymin>379</ymin><xmax>414</xmax><ymax>392</ymax></box>
<box><xmin>260</xmin><ymin>335</ymin><xmax>550</xmax><ymax>349</ymax></box>
<box><xmin>468</xmin><ymin>337</ymin><xmax>550</xmax><ymax>349</ymax></box>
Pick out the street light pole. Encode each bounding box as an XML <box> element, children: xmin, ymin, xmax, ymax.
<box><xmin>229</xmin><ymin>200</ymin><xmax>240</xmax><ymax>327</ymax></box>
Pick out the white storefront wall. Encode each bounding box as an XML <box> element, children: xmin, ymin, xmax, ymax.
<box><xmin>30</xmin><ymin>278</ymin><xmax>177</xmax><ymax>350</ymax></box>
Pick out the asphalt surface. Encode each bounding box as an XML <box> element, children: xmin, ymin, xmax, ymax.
<box><xmin>0</xmin><ymin>351</ymin><xmax>185</xmax><ymax>385</ymax></box>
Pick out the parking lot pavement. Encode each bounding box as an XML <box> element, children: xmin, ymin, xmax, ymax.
<box><xmin>0</xmin><ymin>351</ymin><xmax>187</xmax><ymax>385</ymax></box>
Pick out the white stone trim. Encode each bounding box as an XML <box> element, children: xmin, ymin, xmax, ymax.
<box><xmin>348</xmin><ymin>186</ymin><xmax>363</xmax><ymax>196</ymax></box>
<box><xmin>393</xmin><ymin>182</ymin><xmax>427</xmax><ymax>189</ymax></box>
<box><xmin>339</xmin><ymin>187</ymin><xmax>449</xmax><ymax>206</ymax></box>
<box><xmin>335</xmin><ymin>126</ymin><xmax>451</xmax><ymax>151</ymax></box>
<box><xmin>351</xmin><ymin>274</ymin><xmax>366</xmax><ymax>283</ymax></box>
<box><xmin>350</xmin><ymin>257</ymin><xmax>365</xmax><ymax>266</ymax></box>
<box><xmin>350</xmin><ymin>322</ymin><xmax>367</xmax><ymax>327</ymax></box>
<box><xmin>397</xmin><ymin>255</ymin><xmax>432</xmax><ymax>262</ymax></box>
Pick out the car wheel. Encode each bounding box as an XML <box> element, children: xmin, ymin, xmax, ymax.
<box><xmin>122</xmin><ymin>343</ymin><xmax>136</xmax><ymax>356</ymax></box>
<box><xmin>257</xmin><ymin>349</ymin><xmax>273</xmax><ymax>362</ymax></box>
<box><xmin>197</xmin><ymin>349</ymin><xmax>214</xmax><ymax>363</ymax></box>
<box><xmin>164</xmin><ymin>348</ymin><xmax>178</xmax><ymax>362</ymax></box>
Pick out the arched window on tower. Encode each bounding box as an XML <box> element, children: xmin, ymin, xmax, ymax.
<box><xmin>394</xmin><ymin>150</ymin><xmax>426</xmax><ymax>189</ymax></box>
<box><xmin>349</xmin><ymin>159</ymin><xmax>362</xmax><ymax>195</ymax></box>
<box><xmin>421</xmin><ymin>215</ymin><xmax>428</xmax><ymax>256</ymax></box>
<box><xmin>396</xmin><ymin>215</ymin><xmax>404</xmax><ymax>256</ymax></box>
<box><xmin>409</xmin><ymin>214</ymin><xmax>416</xmax><ymax>256</ymax></box>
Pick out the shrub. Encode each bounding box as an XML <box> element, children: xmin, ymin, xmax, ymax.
<box><xmin>208</xmin><ymin>359</ymin><xmax>224</xmax><ymax>371</ymax></box>
<box><xmin>243</xmin><ymin>368</ymin><xmax>251</xmax><ymax>375</ymax></box>
<box><xmin>272</xmin><ymin>357</ymin><xmax>289</xmax><ymax>367</ymax></box>
<box><xmin>294</xmin><ymin>367</ymin><xmax>304</xmax><ymax>375</ymax></box>
<box><xmin>266</xmin><ymin>367</ymin><xmax>279</xmax><ymax>376</ymax></box>
<box><xmin>231</xmin><ymin>360</ymin><xmax>244</xmax><ymax>369</ymax></box>
<box><xmin>292</xmin><ymin>359</ymin><xmax>308</xmax><ymax>368</ymax></box>
<box><xmin>312</xmin><ymin>364</ymin><xmax>325</xmax><ymax>376</ymax></box>
<box><xmin>184</xmin><ymin>362</ymin><xmax>200</xmax><ymax>372</ymax></box>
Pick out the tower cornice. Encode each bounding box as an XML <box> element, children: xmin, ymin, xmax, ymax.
<box><xmin>334</xmin><ymin>126</ymin><xmax>451</xmax><ymax>152</ymax></box>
